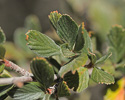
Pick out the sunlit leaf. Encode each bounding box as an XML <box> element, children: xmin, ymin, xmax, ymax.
<box><xmin>95</xmin><ymin>52</ymin><xmax>112</xmax><ymax>65</ymax></box>
<box><xmin>91</xmin><ymin>67</ymin><xmax>115</xmax><ymax>84</ymax></box>
<box><xmin>59</xmin><ymin>52</ymin><xmax>88</xmax><ymax>77</ymax></box>
<box><xmin>49</xmin><ymin>11</ymin><xmax>62</xmax><ymax>30</ymax></box>
<box><xmin>26</xmin><ymin>30</ymin><xmax>61</xmax><ymax>57</ymax></box>
<box><xmin>14</xmin><ymin>83</ymin><xmax>45</xmax><ymax>100</ymax></box>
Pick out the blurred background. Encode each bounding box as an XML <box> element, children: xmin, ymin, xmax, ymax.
<box><xmin>0</xmin><ymin>0</ymin><xmax>125</xmax><ymax>100</ymax></box>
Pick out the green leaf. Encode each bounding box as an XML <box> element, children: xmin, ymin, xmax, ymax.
<box><xmin>26</xmin><ymin>30</ymin><xmax>61</xmax><ymax>57</ymax></box>
<box><xmin>0</xmin><ymin>64</ymin><xmax>5</xmax><ymax>74</ymax></box>
<box><xmin>14</xmin><ymin>28</ymin><xmax>33</xmax><ymax>53</ymax></box>
<box><xmin>49</xmin><ymin>11</ymin><xmax>62</xmax><ymax>30</ymax></box>
<box><xmin>64</xmin><ymin>67</ymin><xmax>89</xmax><ymax>93</ymax></box>
<box><xmin>76</xmin><ymin>67</ymin><xmax>89</xmax><ymax>92</ymax></box>
<box><xmin>57</xmin><ymin>81</ymin><xmax>70</xmax><ymax>97</ymax></box>
<box><xmin>14</xmin><ymin>83</ymin><xmax>45</xmax><ymax>100</ymax></box>
<box><xmin>91</xmin><ymin>67</ymin><xmax>115</xmax><ymax>85</ymax></box>
<box><xmin>95</xmin><ymin>52</ymin><xmax>112</xmax><ymax>65</ymax></box>
<box><xmin>74</xmin><ymin>24</ymin><xmax>84</xmax><ymax>51</ymax></box>
<box><xmin>24</xmin><ymin>15</ymin><xmax>42</xmax><ymax>31</ymax></box>
<box><xmin>57</xmin><ymin>15</ymin><xmax>78</xmax><ymax>49</ymax></box>
<box><xmin>0</xmin><ymin>70</ymin><xmax>12</xmax><ymax>78</ymax></box>
<box><xmin>43</xmin><ymin>94</ymin><xmax>50</xmax><ymax>100</ymax></box>
<box><xmin>59</xmin><ymin>52</ymin><xmax>88</xmax><ymax>77</ymax></box>
<box><xmin>108</xmin><ymin>25</ymin><xmax>125</xmax><ymax>63</ymax></box>
<box><xmin>101</xmin><ymin>60</ymin><xmax>115</xmax><ymax>75</ymax></box>
<box><xmin>82</xmin><ymin>27</ymin><xmax>93</xmax><ymax>54</ymax></box>
<box><xmin>30</xmin><ymin>57</ymin><xmax>54</xmax><ymax>89</ymax></box>
<box><xmin>61</xmin><ymin>43</ymin><xmax>75</xmax><ymax>57</ymax></box>
<box><xmin>0</xmin><ymin>84</ymin><xmax>13</xmax><ymax>97</ymax></box>
<box><xmin>0</xmin><ymin>45</ymin><xmax>6</xmax><ymax>59</ymax></box>
<box><xmin>0</xmin><ymin>27</ymin><xmax>6</xmax><ymax>44</ymax></box>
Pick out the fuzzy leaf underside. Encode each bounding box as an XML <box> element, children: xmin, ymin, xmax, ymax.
<box><xmin>26</xmin><ymin>30</ymin><xmax>61</xmax><ymax>57</ymax></box>
<box><xmin>91</xmin><ymin>67</ymin><xmax>115</xmax><ymax>85</ymax></box>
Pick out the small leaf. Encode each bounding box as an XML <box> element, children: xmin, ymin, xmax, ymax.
<box><xmin>0</xmin><ymin>45</ymin><xmax>6</xmax><ymax>59</ymax></box>
<box><xmin>74</xmin><ymin>24</ymin><xmax>84</xmax><ymax>51</ymax></box>
<box><xmin>108</xmin><ymin>25</ymin><xmax>125</xmax><ymax>63</ymax></box>
<box><xmin>91</xmin><ymin>67</ymin><xmax>115</xmax><ymax>85</ymax></box>
<box><xmin>57</xmin><ymin>15</ymin><xmax>78</xmax><ymax>49</ymax></box>
<box><xmin>61</xmin><ymin>43</ymin><xmax>75</xmax><ymax>57</ymax></box>
<box><xmin>64</xmin><ymin>67</ymin><xmax>89</xmax><ymax>93</ymax></box>
<box><xmin>57</xmin><ymin>81</ymin><xmax>70</xmax><ymax>97</ymax></box>
<box><xmin>95</xmin><ymin>52</ymin><xmax>112</xmax><ymax>65</ymax></box>
<box><xmin>14</xmin><ymin>83</ymin><xmax>45</xmax><ymax>100</ymax></box>
<box><xmin>24</xmin><ymin>15</ymin><xmax>42</xmax><ymax>31</ymax></box>
<box><xmin>0</xmin><ymin>64</ymin><xmax>5</xmax><ymax>74</ymax></box>
<box><xmin>0</xmin><ymin>70</ymin><xmax>12</xmax><ymax>78</ymax></box>
<box><xmin>0</xmin><ymin>27</ymin><xmax>6</xmax><ymax>44</ymax></box>
<box><xmin>26</xmin><ymin>30</ymin><xmax>61</xmax><ymax>57</ymax></box>
<box><xmin>59</xmin><ymin>52</ymin><xmax>88</xmax><ymax>77</ymax></box>
<box><xmin>49</xmin><ymin>11</ymin><xmax>62</xmax><ymax>30</ymax></box>
<box><xmin>30</xmin><ymin>57</ymin><xmax>54</xmax><ymax>89</ymax></box>
<box><xmin>0</xmin><ymin>84</ymin><xmax>13</xmax><ymax>97</ymax></box>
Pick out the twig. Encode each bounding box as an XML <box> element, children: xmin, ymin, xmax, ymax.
<box><xmin>4</xmin><ymin>59</ymin><xmax>33</xmax><ymax>77</ymax></box>
<box><xmin>0</xmin><ymin>76</ymin><xmax>32</xmax><ymax>85</ymax></box>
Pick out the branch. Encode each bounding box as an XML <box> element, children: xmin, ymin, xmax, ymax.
<box><xmin>0</xmin><ymin>76</ymin><xmax>33</xmax><ymax>85</ymax></box>
<box><xmin>4</xmin><ymin>59</ymin><xmax>33</xmax><ymax>77</ymax></box>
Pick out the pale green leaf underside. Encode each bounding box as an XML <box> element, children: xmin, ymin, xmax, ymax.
<box><xmin>26</xmin><ymin>30</ymin><xmax>61</xmax><ymax>57</ymax></box>
<box><xmin>77</xmin><ymin>67</ymin><xmax>89</xmax><ymax>92</ymax></box>
<box><xmin>59</xmin><ymin>53</ymin><xmax>88</xmax><ymax>77</ymax></box>
<box><xmin>95</xmin><ymin>52</ymin><xmax>112</xmax><ymax>65</ymax></box>
<box><xmin>14</xmin><ymin>84</ymin><xmax>44</xmax><ymax>100</ymax></box>
<box><xmin>82</xmin><ymin>29</ymin><xmax>93</xmax><ymax>54</ymax></box>
<box><xmin>91</xmin><ymin>67</ymin><xmax>115</xmax><ymax>84</ymax></box>
<box><xmin>61</xmin><ymin>43</ymin><xmax>75</xmax><ymax>57</ymax></box>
